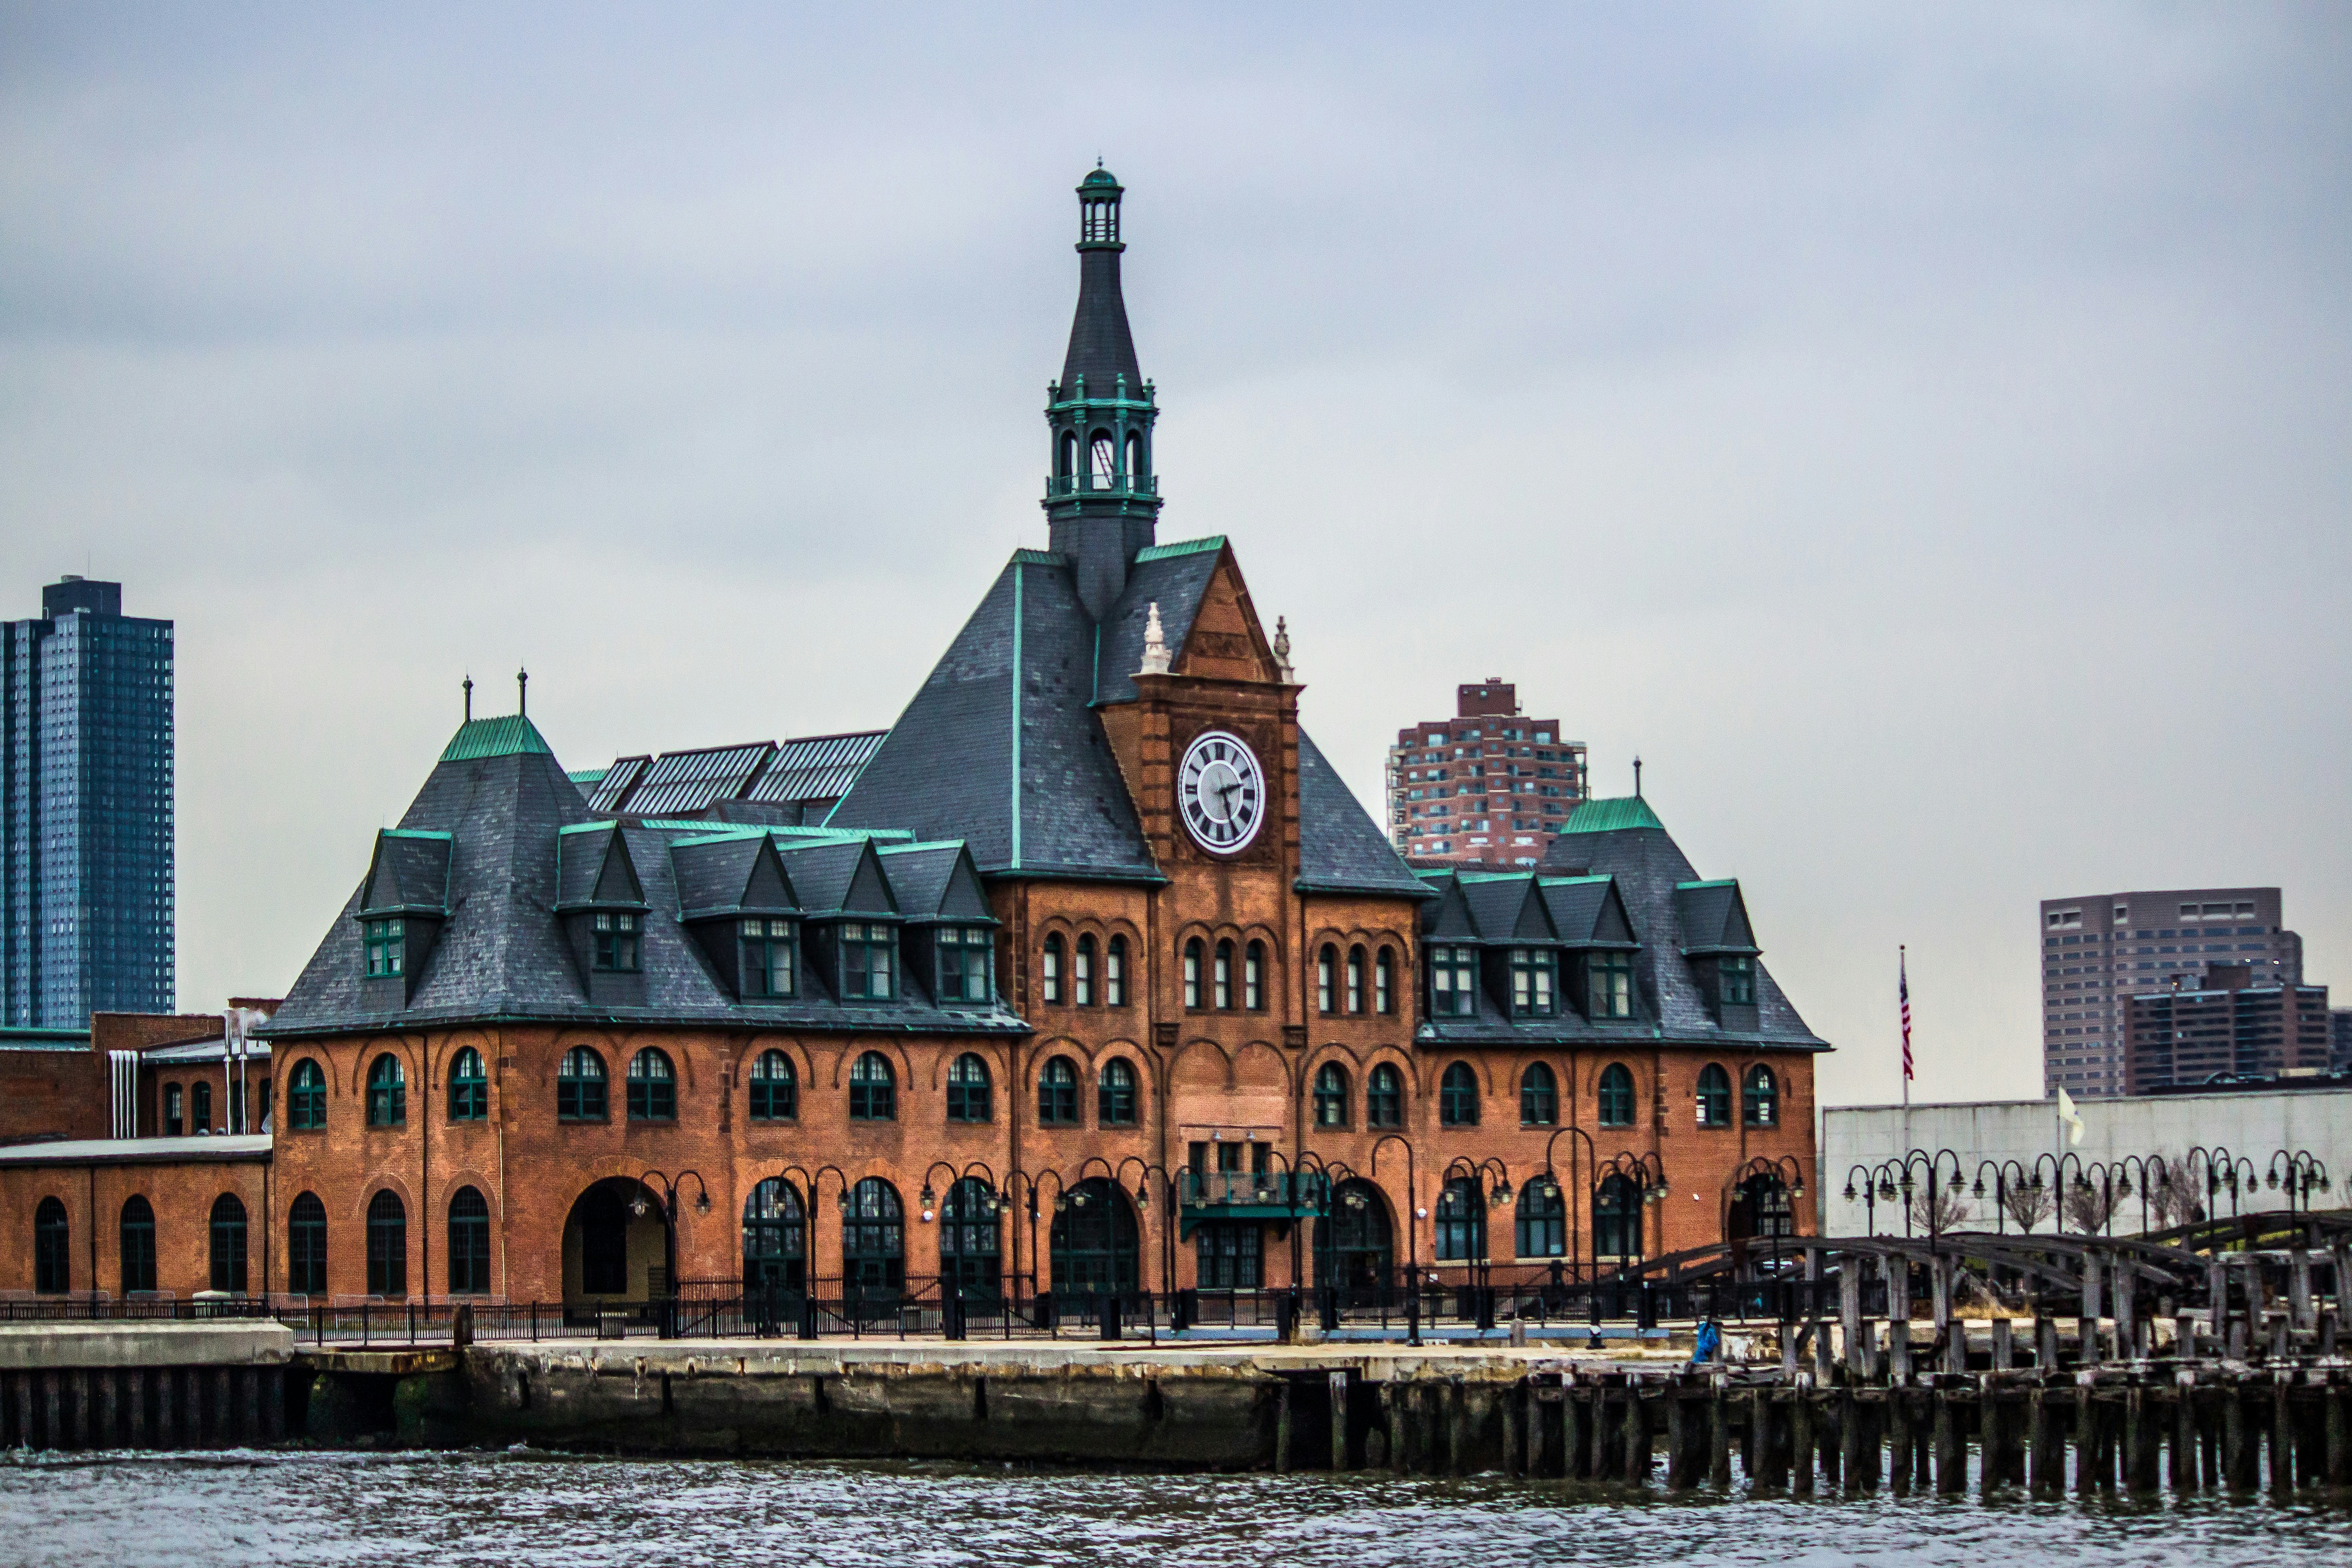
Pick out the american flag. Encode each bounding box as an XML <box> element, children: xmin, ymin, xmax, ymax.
<box><xmin>1899</xmin><ymin>946</ymin><xmax>1914</xmax><ymax>1081</ymax></box>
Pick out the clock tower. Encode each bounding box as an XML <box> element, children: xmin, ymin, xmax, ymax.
<box><xmin>1045</xmin><ymin>166</ymin><xmax>1164</xmax><ymax>622</ymax></box>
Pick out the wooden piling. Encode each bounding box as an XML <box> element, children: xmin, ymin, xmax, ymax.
<box><xmin>1888</xmin><ymin>1388</ymin><xmax>1913</xmax><ymax>1495</ymax></box>
<box><xmin>1791</xmin><ymin>1389</ymin><xmax>1815</xmax><ymax>1496</ymax></box>
<box><xmin>2270</xmin><ymin>1379</ymin><xmax>2293</xmax><ymax>1499</ymax></box>
<box><xmin>1331</xmin><ymin>1371</ymin><xmax>1350</xmax><ymax>1472</ymax></box>
<box><xmin>2126</xmin><ymin>1386</ymin><xmax>2161</xmax><ymax>1493</ymax></box>
<box><xmin>1624</xmin><ymin>1389</ymin><xmax>1652</xmax><ymax>1485</ymax></box>
<box><xmin>1562</xmin><ymin>1385</ymin><xmax>1585</xmax><ymax>1479</ymax></box>
<box><xmin>1934</xmin><ymin>1388</ymin><xmax>1964</xmax><ymax>1494</ymax></box>
<box><xmin>2170</xmin><ymin>1374</ymin><xmax>2197</xmax><ymax>1493</ymax></box>
<box><xmin>1709</xmin><ymin>1383</ymin><xmax>1732</xmax><ymax>1488</ymax></box>
<box><xmin>2327</xmin><ymin>1382</ymin><xmax>2350</xmax><ymax>1488</ymax></box>
<box><xmin>1274</xmin><ymin>1381</ymin><xmax>1294</xmax><ymax>1473</ymax></box>
<box><xmin>2028</xmin><ymin>1387</ymin><xmax>2059</xmax><ymax>1496</ymax></box>
<box><xmin>2223</xmin><ymin>1384</ymin><xmax>2252</xmax><ymax>1492</ymax></box>
<box><xmin>1980</xmin><ymin>1386</ymin><xmax>2007</xmax><ymax>1499</ymax></box>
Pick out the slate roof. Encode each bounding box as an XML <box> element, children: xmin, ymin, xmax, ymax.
<box><xmin>827</xmin><ymin>539</ymin><xmax>1425</xmax><ymax>899</ymax></box>
<box><xmin>264</xmin><ymin>717</ymin><xmax>1025</xmax><ymax>1040</ymax></box>
<box><xmin>1415</xmin><ymin>797</ymin><xmax>1827</xmax><ymax>1053</ymax></box>
<box><xmin>581</xmin><ymin>732</ymin><xmax>885</xmax><ymax>819</ymax></box>
<box><xmin>1061</xmin><ymin>245</ymin><xmax>1144</xmax><ymax>398</ymax></box>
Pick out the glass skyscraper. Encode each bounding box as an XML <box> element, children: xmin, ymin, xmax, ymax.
<box><xmin>1</xmin><ymin>577</ymin><xmax>175</xmax><ymax>1026</ymax></box>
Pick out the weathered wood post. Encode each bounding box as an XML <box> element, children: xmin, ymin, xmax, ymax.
<box><xmin>2223</xmin><ymin>1383</ymin><xmax>2252</xmax><ymax>1492</ymax></box>
<box><xmin>1502</xmin><ymin>1379</ymin><xmax>1522</xmax><ymax>1479</ymax></box>
<box><xmin>1709</xmin><ymin>1377</ymin><xmax>1732</xmax><ymax>1488</ymax></box>
<box><xmin>2271</xmin><ymin>1376</ymin><xmax>2294</xmax><ymax>1499</ymax></box>
<box><xmin>2126</xmin><ymin>1385</ymin><xmax>2161</xmax><ymax>1493</ymax></box>
<box><xmin>1383</xmin><ymin>1383</ymin><xmax>1404</xmax><ymax>1473</ymax></box>
<box><xmin>1791</xmin><ymin>1384</ymin><xmax>1815</xmax><ymax>1496</ymax></box>
<box><xmin>1624</xmin><ymin>1386</ymin><xmax>1653</xmax><ymax>1485</ymax></box>
<box><xmin>2081</xmin><ymin>1252</ymin><xmax>2104</xmax><ymax>1368</ymax></box>
<box><xmin>2113</xmin><ymin>1265</ymin><xmax>2137</xmax><ymax>1360</ymax></box>
<box><xmin>1889</xmin><ymin>1315</ymin><xmax>1910</xmax><ymax>1383</ymax></box>
<box><xmin>1449</xmin><ymin>1378</ymin><xmax>1470</xmax><ymax>1477</ymax></box>
<box><xmin>1842</xmin><ymin>1257</ymin><xmax>1866</xmax><ymax>1381</ymax></box>
<box><xmin>1750</xmin><ymin>1387</ymin><xmax>1781</xmax><ymax>1489</ymax></box>
<box><xmin>2075</xmin><ymin>1380</ymin><xmax>2101</xmax><ymax>1498</ymax></box>
<box><xmin>1980</xmin><ymin>1383</ymin><xmax>2008</xmax><ymax>1500</ymax></box>
<box><xmin>1934</xmin><ymin>1387</ymin><xmax>1964</xmax><ymax>1494</ymax></box>
<box><xmin>1889</xmin><ymin>1387</ymin><xmax>1914</xmax><ymax>1495</ymax></box>
<box><xmin>2171</xmin><ymin>1371</ymin><xmax>2197</xmax><ymax>1493</ymax></box>
<box><xmin>1561</xmin><ymin>1384</ymin><xmax>1585</xmax><ymax>1479</ymax></box>
<box><xmin>1331</xmin><ymin>1371</ymin><xmax>1351</xmax><ymax>1472</ymax></box>
<box><xmin>1840</xmin><ymin>1387</ymin><xmax>1866</xmax><ymax>1493</ymax></box>
<box><xmin>1275</xmin><ymin>1381</ymin><xmax>1294</xmax><ymax>1474</ymax></box>
<box><xmin>1665</xmin><ymin>1387</ymin><xmax>1691</xmax><ymax>1489</ymax></box>
<box><xmin>2036</xmin><ymin>1315</ymin><xmax>2059</xmax><ymax>1371</ymax></box>
<box><xmin>1991</xmin><ymin>1317</ymin><xmax>2012</xmax><ymax>1372</ymax></box>
<box><xmin>2290</xmin><ymin>1250</ymin><xmax>2314</xmax><ymax>1333</ymax></box>
<box><xmin>2028</xmin><ymin>1386</ymin><xmax>2058</xmax><ymax>1496</ymax></box>
<box><xmin>1526</xmin><ymin>1379</ymin><xmax>1548</xmax><ymax>1478</ymax></box>
<box><xmin>2325</xmin><ymin>1379</ymin><xmax>2349</xmax><ymax>1488</ymax></box>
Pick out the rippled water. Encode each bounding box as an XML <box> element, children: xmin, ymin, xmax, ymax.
<box><xmin>1</xmin><ymin>1450</ymin><xmax>2348</xmax><ymax>1568</ymax></box>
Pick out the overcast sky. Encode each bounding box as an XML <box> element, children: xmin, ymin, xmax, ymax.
<box><xmin>5</xmin><ymin>3</ymin><xmax>2347</xmax><ymax>1109</ymax></box>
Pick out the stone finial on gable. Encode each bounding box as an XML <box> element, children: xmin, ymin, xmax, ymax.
<box><xmin>1139</xmin><ymin>601</ymin><xmax>1172</xmax><ymax>676</ymax></box>
<box><xmin>1273</xmin><ymin>615</ymin><xmax>1294</xmax><ymax>683</ymax></box>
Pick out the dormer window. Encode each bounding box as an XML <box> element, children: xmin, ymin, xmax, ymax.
<box><xmin>740</xmin><ymin>919</ymin><xmax>796</xmax><ymax>998</ymax></box>
<box><xmin>1587</xmin><ymin>951</ymin><xmax>1634</xmax><ymax>1019</ymax></box>
<box><xmin>936</xmin><ymin>926</ymin><xmax>993</xmax><ymax>1003</ymax></box>
<box><xmin>593</xmin><ymin>912</ymin><xmax>641</xmax><ymax>973</ymax></box>
<box><xmin>1718</xmin><ymin>954</ymin><xmax>1755</xmax><ymax>1007</ymax></box>
<box><xmin>840</xmin><ymin>922</ymin><xmax>895</xmax><ymax>1000</ymax></box>
<box><xmin>364</xmin><ymin>918</ymin><xmax>404</xmax><ymax>977</ymax></box>
<box><xmin>1509</xmin><ymin>948</ymin><xmax>1556</xmax><ymax>1016</ymax></box>
<box><xmin>1429</xmin><ymin>944</ymin><xmax>1478</xmax><ymax>1017</ymax></box>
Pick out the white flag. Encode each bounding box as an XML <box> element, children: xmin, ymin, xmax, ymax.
<box><xmin>2056</xmin><ymin>1087</ymin><xmax>2085</xmax><ymax>1147</ymax></box>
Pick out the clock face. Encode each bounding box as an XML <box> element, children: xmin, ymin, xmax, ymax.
<box><xmin>1178</xmin><ymin>730</ymin><xmax>1266</xmax><ymax>854</ymax></box>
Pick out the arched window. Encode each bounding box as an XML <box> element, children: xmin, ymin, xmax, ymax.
<box><xmin>1317</xmin><ymin>945</ymin><xmax>1337</xmax><ymax>1014</ymax></box>
<box><xmin>749</xmin><ymin>1049</ymin><xmax>797</xmax><ymax>1121</ymax></box>
<box><xmin>33</xmin><ymin>1197</ymin><xmax>69</xmax><ymax>1294</ymax></box>
<box><xmin>1696</xmin><ymin>1063</ymin><xmax>1732</xmax><ymax>1127</ymax></box>
<box><xmin>365</xmin><ymin>1054</ymin><xmax>405</xmax><ymax>1127</ymax></box>
<box><xmin>1515</xmin><ymin>1177</ymin><xmax>1567</xmax><ymax>1258</ymax></box>
<box><xmin>1520</xmin><ymin>1062</ymin><xmax>1558</xmax><ymax>1127</ymax></box>
<box><xmin>365</xmin><ymin>1190</ymin><xmax>406</xmax><ymax>1297</ymax></box>
<box><xmin>1434</xmin><ymin>1177</ymin><xmax>1486</xmax><ymax>1262</ymax></box>
<box><xmin>1347</xmin><ymin>946</ymin><xmax>1366</xmax><ymax>1013</ymax></box>
<box><xmin>1244</xmin><ymin>941</ymin><xmax>1265</xmax><ymax>1010</ymax></box>
<box><xmin>1124</xmin><ymin>430</ymin><xmax>1144</xmax><ymax>482</ymax></box>
<box><xmin>1598</xmin><ymin>1063</ymin><xmax>1636</xmax><ymax>1128</ymax></box>
<box><xmin>1744</xmin><ymin>1065</ymin><xmax>1779</xmax><ymax>1127</ymax></box>
<box><xmin>1375</xmin><ymin>948</ymin><xmax>1395</xmax><ymax>1015</ymax></box>
<box><xmin>1367</xmin><ymin>1063</ymin><xmax>1403</xmax><ymax>1128</ymax></box>
<box><xmin>120</xmin><ymin>1195</ymin><xmax>157</xmax><ymax>1296</ymax></box>
<box><xmin>287</xmin><ymin>1192</ymin><xmax>325</xmax><ymax>1297</ymax></box>
<box><xmin>1439</xmin><ymin>1061</ymin><xmax>1480</xmax><ymax>1127</ymax></box>
<box><xmin>940</xmin><ymin>1177</ymin><xmax>1001</xmax><ymax>1294</ymax></box>
<box><xmin>210</xmin><ymin>1193</ymin><xmax>249</xmax><ymax>1294</ymax></box>
<box><xmin>164</xmin><ymin>1083</ymin><xmax>183</xmax><ymax>1137</ymax></box>
<box><xmin>848</xmin><ymin>1051</ymin><xmax>896</xmax><ymax>1121</ymax></box>
<box><xmin>842</xmin><ymin>1178</ymin><xmax>904</xmax><ymax>1294</ymax></box>
<box><xmin>946</xmin><ymin>1052</ymin><xmax>992</xmax><ymax>1122</ymax></box>
<box><xmin>448</xmin><ymin>1047</ymin><xmax>488</xmax><ymax>1121</ymax></box>
<box><xmin>1074</xmin><ymin>935</ymin><xmax>1095</xmax><ymax>1006</ymax></box>
<box><xmin>627</xmin><ymin>1048</ymin><xmax>677</xmax><ymax>1121</ymax></box>
<box><xmin>193</xmin><ymin>1080</ymin><xmax>214</xmax><ymax>1133</ymax></box>
<box><xmin>1042</xmin><ymin>934</ymin><xmax>1064</xmax><ymax>1004</ymax></box>
<box><xmin>1182</xmin><ymin>938</ymin><xmax>1203</xmax><ymax>1009</ymax></box>
<box><xmin>1595</xmin><ymin>1173</ymin><xmax>1643</xmax><ymax>1262</ymax></box>
<box><xmin>557</xmin><ymin>1047</ymin><xmax>608</xmax><ymax>1121</ymax></box>
<box><xmin>743</xmin><ymin>1178</ymin><xmax>806</xmax><ymax>1292</ymax></box>
<box><xmin>1038</xmin><ymin>1056</ymin><xmax>1079</xmax><ymax>1125</ymax></box>
<box><xmin>1057</xmin><ymin>430</ymin><xmax>1077</xmax><ymax>479</ymax></box>
<box><xmin>287</xmin><ymin>1059</ymin><xmax>328</xmax><ymax>1131</ymax></box>
<box><xmin>1105</xmin><ymin>936</ymin><xmax>1127</xmax><ymax>1006</ymax></box>
<box><xmin>448</xmin><ymin>1187</ymin><xmax>491</xmax><ymax>1295</ymax></box>
<box><xmin>1098</xmin><ymin>1058</ymin><xmax>1138</xmax><ymax>1126</ymax></box>
<box><xmin>1213</xmin><ymin>940</ymin><xmax>1233</xmax><ymax>1009</ymax></box>
<box><xmin>1313</xmin><ymin>1064</ymin><xmax>1349</xmax><ymax>1128</ymax></box>
<box><xmin>1732</xmin><ymin>1173</ymin><xmax>1796</xmax><ymax>1242</ymax></box>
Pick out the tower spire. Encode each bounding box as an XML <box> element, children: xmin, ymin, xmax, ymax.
<box><xmin>1044</xmin><ymin>165</ymin><xmax>1161</xmax><ymax>622</ymax></box>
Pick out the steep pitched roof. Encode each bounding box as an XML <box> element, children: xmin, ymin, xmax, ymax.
<box><xmin>359</xmin><ymin>830</ymin><xmax>452</xmax><ymax>917</ymax></box>
<box><xmin>1295</xmin><ymin>732</ymin><xmax>1429</xmax><ymax>897</ymax></box>
<box><xmin>824</xmin><ymin>551</ymin><xmax>1159</xmax><ymax>881</ymax></box>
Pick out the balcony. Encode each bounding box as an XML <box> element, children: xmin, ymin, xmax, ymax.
<box><xmin>1178</xmin><ymin>1170</ymin><xmax>1325</xmax><ymax>1238</ymax></box>
<box><xmin>1044</xmin><ymin>472</ymin><xmax>1158</xmax><ymax>501</ymax></box>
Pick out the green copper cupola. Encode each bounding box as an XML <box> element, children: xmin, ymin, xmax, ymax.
<box><xmin>1046</xmin><ymin>165</ymin><xmax>1162</xmax><ymax>621</ymax></box>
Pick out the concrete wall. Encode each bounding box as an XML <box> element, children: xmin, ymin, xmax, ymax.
<box><xmin>1821</xmin><ymin>1086</ymin><xmax>2352</xmax><ymax>1234</ymax></box>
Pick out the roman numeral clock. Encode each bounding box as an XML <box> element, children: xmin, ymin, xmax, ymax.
<box><xmin>1177</xmin><ymin>730</ymin><xmax>1265</xmax><ymax>854</ymax></box>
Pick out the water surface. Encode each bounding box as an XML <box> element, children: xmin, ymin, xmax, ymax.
<box><xmin>2</xmin><ymin>1449</ymin><xmax>2347</xmax><ymax>1567</ymax></box>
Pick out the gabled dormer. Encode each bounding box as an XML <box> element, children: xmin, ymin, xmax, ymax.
<box><xmin>1415</xmin><ymin>872</ymin><xmax>1483</xmax><ymax>1019</ymax></box>
<box><xmin>1458</xmin><ymin>874</ymin><xmax>1563</xmax><ymax>1019</ymax></box>
<box><xmin>671</xmin><ymin>830</ymin><xmax>801</xmax><ymax>1002</ymax></box>
<box><xmin>1540</xmin><ymin>874</ymin><xmax>1644</xmax><ymax>1024</ymax></box>
<box><xmin>1677</xmin><ymin>878</ymin><xmax>1762</xmax><ymax>1030</ymax></box>
<box><xmin>880</xmin><ymin>841</ymin><xmax>1002</xmax><ymax>1007</ymax></box>
<box><xmin>354</xmin><ymin>829</ymin><xmax>452</xmax><ymax>1005</ymax></box>
<box><xmin>554</xmin><ymin>823</ymin><xmax>650</xmax><ymax>1007</ymax></box>
<box><xmin>781</xmin><ymin>837</ymin><xmax>903</xmax><ymax>1003</ymax></box>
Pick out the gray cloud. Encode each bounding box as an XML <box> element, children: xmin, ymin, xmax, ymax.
<box><xmin>4</xmin><ymin>2</ymin><xmax>2346</xmax><ymax>1106</ymax></box>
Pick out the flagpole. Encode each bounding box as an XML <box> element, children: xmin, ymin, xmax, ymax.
<box><xmin>1899</xmin><ymin>945</ymin><xmax>1911</xmax><ymax>1158</ymax></box>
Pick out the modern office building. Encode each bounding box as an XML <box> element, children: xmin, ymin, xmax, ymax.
<box><xmin>2120</xmin><ymin>971</ymin><xmax>2332</xmax><ymax>1092</ymax></box>
<box><xmin>2039</xmin><ymin>888</ymin><xmax>2304</xmax><ymax>1097</ymax></box>
<box><xmin>0</xmin><ymin>578</ymin><xmax>175</xmax><ymax>1027</ymax></box>
<box><xmin>1385</xmin><ymin>680</ymin><xmax>1588</xmax><ymax>867</ymax></box>
<box><xmin>2331</xmin><ymin>1008</ymin><xmax>2352</xmax><ymax>1074</ymax></box>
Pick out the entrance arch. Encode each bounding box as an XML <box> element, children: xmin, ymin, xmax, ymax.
<box><xmin>561</xmin><ymin>1177</ymin><xmax>668</xmax><ymax>1309</ymax></box>
<box><xmin>1049</xmin><ymin>1177</ymin><xmax>1137</xmax><ymax>1293</ymax></box>
<box><xmin>1313</xmin><ymin>1179</ymin><xmax>1394</xmax><ymax>1294</ymax></box>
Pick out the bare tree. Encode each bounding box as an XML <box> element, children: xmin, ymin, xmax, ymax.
<box><xmin>1907</xmin><ymin>1184</ymin><xmax>1973</xmax><ymax>1235</ymax></box>
<box><xmin>2141</xmin><ymin>1153</ymin><xmax>2200</xmax><ymax>1231</ymax></box>
<box><xmin>2000</xmin><ymin>1180</ymin><xmax>2056</xmax><ymax>1233</ymax></box>
<box><xmin>2062</xmin><ymin>1178</ymin><xmax>2120</xmax><ymax>1235</ymax></box>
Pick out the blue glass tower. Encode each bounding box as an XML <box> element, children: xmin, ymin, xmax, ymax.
<box><xmin>1</xmin><ymin>577</ymin><xmax>175</xmax><ymax>1026</ymax></box>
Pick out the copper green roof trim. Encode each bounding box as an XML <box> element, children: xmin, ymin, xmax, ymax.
<box><xmin>439</xmin><ymin>714</ymin><xmax>553</xmax><ymax>762</ymax></box>
<box><xmin>1539</xmin><ymin>873</ymin><xmax>1611</xmax><ymax>886</ymax></box>
<box><xmin>1134</xmin><ymin>535</ymin><xmax>1224</xmax><ymax>562</ymax></box>
<box><xmin>381</xmin><ymin>829</ymin><xmax>454</xmax><ymax>841</ymax></box>
<box><xmin>1563</xmin><ymin>795</ymin><xmax>1665</xmax><ymax>834</ymax></box>
<box><xmin>567</xmin><ymin>767</ymin><xmax>609</xmax><ymax>785</ymax></box>
<box><xmin>1677</xmin><ymin>878</ymin><xmax>1737</xmax><ymax>890</ymax></box>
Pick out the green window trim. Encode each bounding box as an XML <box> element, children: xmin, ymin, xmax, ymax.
<box><xmin>1509</xmin><ymin>948</ymin><xmax>1556</xmax><ymax>1016</ymax></box>
<box><xmin>1587</xmin><ymin>951</ymin><xmax>1634</xmax><ymax>1019</ymax></box>
<box><xmin>1429</xmin><ymin>945</ymin><xmax>1478</xmax><ymax>1017</ymax></box>
<box><xmin>592</xmin><ymin>911</ymin><xmax>642</xmax><ymax>974</ymax></box>
<box><xmin>840</xmin><ymin>923</ymin><xmax>895</xmax><ymax>1001</ymax></box>
<box><xmin>364</xmin><ymin>918</ymin><xmax>404</xmax><ymax>978</ymax></box>
<box><xmin>740</xmin><ymin>918</ymin><xmax>797</xmax><ymax>999</ymax></box>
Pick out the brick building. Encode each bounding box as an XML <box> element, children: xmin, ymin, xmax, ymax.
<box><xmin>0</xmin><ymin>171</ymin><xmax>1827</xmax><ymax>1307</ymax></box>
<box><xmin>1386</xmin><ymin>680</ymin><xmax>1588</xmax><ymax>868</ymax></box>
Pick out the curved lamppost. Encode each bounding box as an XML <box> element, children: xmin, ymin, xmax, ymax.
<box><xmin>1113</xmin><ymin>1155</ymin><xmax>1181</xmax><ymax>1296</ymax></box>
<box><xmin>1970</xmin><ymin>1158</ymin><xmax>2042</xmax><ymax>1236</ymax></box>
<box><xmin>1722</xmin><ymin>1154</ymin><xmax>1806</xmax><ymax>1277</ymax></box>
<box><xmin>1440</xmin><ymin>1156</ymin><xmax>1514</xmax><ymax>1290</ymax></box>
<box><xmin>1842</xmin><ymin>1161</ymin><xmax>1906</xmax><ymax>1237</ymax></box>
<box><xmin>2266</xmin><ymin>1150</ymin><xmax>2332</xmax><ymax>1222</ymax></box>
<box><xmin>2184</xmin><ymin>1146</ymin><xmax>2256</xmax><ymax>1228</ymax></box>
<box><xmin>1539</xmin><ymin>1126</ymin><xmax>1598</xmax><ymax>1286</ymax></box>
<box><xmin>633</xmin><ymin>1168</ymin><xmax>711</xmax><ymax>1335</ymax></box>
<box><xmin>1369</xmin><ymin>1133</ymin><xmax>1420</xmax><ymax>1286</ymax></box>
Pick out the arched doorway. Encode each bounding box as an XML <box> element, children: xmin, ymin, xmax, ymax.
<box><xmin>1594</xmin><ymin>1173</ymin><xmax>1643</xmax><ymax>1268</ymax></box>
<box><xmin>1726</xmin><ymin>1173</ymin><xmax>1795</xmax><ymax>1245</ymax></box>
<box><xmin>1049</xmin><ymin>1177</ymin><xmax>1137</xmax><ymax>1294</ymax></box>
<box><xmin>562</xmin><ymin>1177</ymin><xmax>668</xmax><ymax>1311</ymax></box>
<box><xmin>1313</xmin><ymin>1179</ymin><xmax>1394</xmax><ymax>1295</ymax></box>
